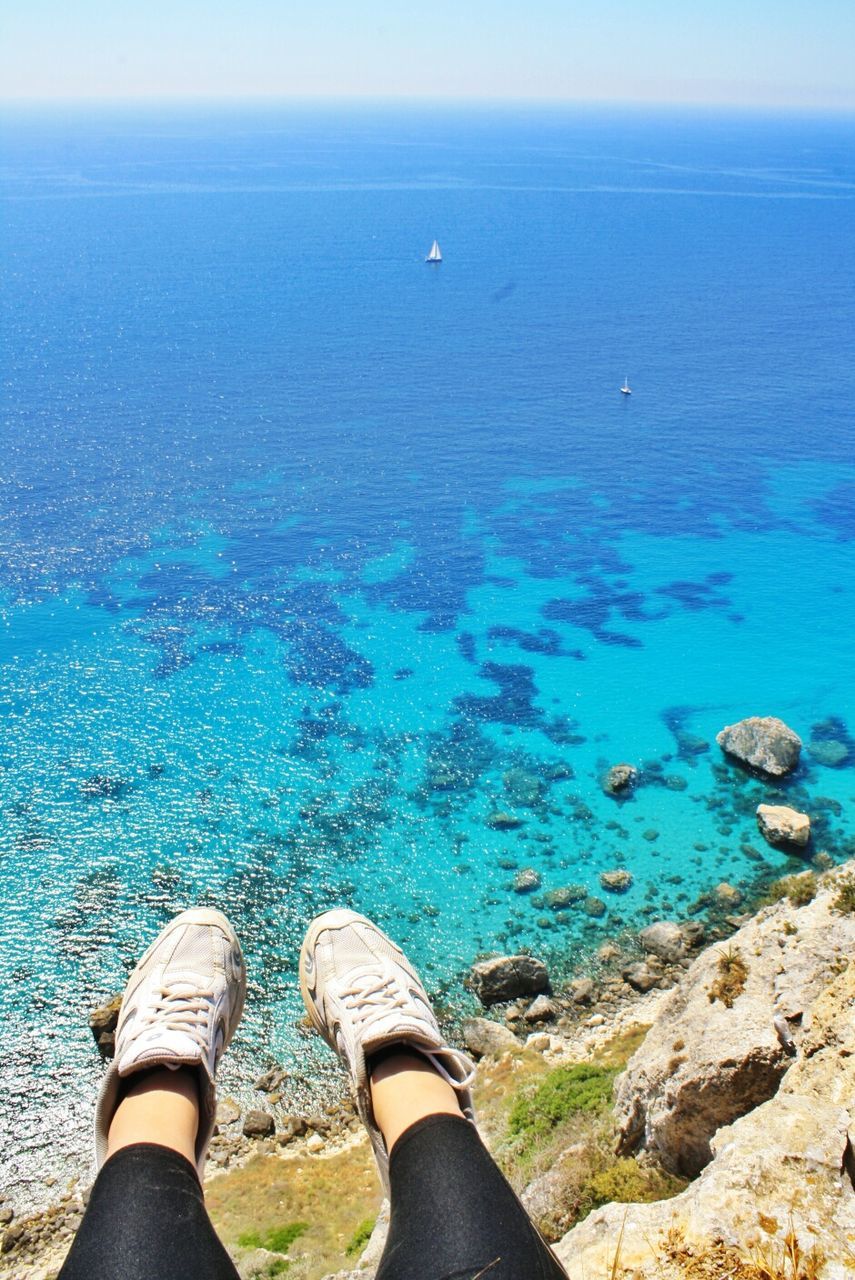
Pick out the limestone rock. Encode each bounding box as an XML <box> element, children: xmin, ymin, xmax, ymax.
<box><xmin>613</xmin><ymin>865</ymin><xmax>855</xmax><ymax>1177</ymax></box>
<box><xmin>599</xmin><ymin>869</ymin><xmax>633</xmax><ymax>892</ymax></box>
<box><xmin>242</xmin><ymin>1110</ymin><xmax>275</xmax><ymax>1138</ymax></box>
<box><xmin>254</xmin><ymin>1064</ymin><xmax>288</xmax><ymax>1092</ymax></box>
<box><xmin>461</xmin><ymin>1017</ymin><xmax>519</xmax><ymax>1058</ymax></box>
<box><xmin>88</xmin><ymin>993</ymin><xmax>122</xmax><ymax>1057</ymax></box>
<box><xmin>567</xmin><ymin>977</ymin><xmax>596</xmax><ymax>1004</ymax></box>
<box><xmin>714</xmin><ymin>881</ymin><xmax>743</xmax><ymax>906</ymax></box>
<box><xmin>638</xmin><ymin>921</ymin><xmax>686</xmax><ymax>962</ymax></box>
<box><xmin>621</xmin><ymin>962</ymin><xmax>659</xmax><ymax>993</ymax></box>
<box><xmin>216</xmin><ymin>1098</ymin><xmax>241</xmax><ymax>1127</ymax></box>
<box><xmin>602</xmin><ymin>764</ymin><xmax>637</xmax><ymax>795</ymax></box>
<box><xmin>556</xmin><ymin>947</ymin><xmax>855</xmax><ymax>1280</ymax></box>
<box><xmin>523</xmin><ymin>994</ymin><xmax>558</xmax><ymax>1024</ymax></box>
<box><xmin>513</xmin><ymin>867</ymin><xmax>541</xmax><ymax>893</ymax></box>
<box><xmin>468</xmin><ymin>954</ymin><xmax>549</xmax><ymax>1006</ymax></box>
<box><xmin>716</xmin><ymin>715</ymin><xmax>801</xmax><ymax>776</ymax></box>
<box><xmin>757</xmin><ymin>802</ymin><xmax>811</xmax><ymax>849</ymax></box>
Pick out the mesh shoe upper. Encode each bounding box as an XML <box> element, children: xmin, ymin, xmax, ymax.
<box><xmin>94</xmin><ymin>908</ymin><xmax>246</xmax><ymax>1175</ymax></box>
<box><xmin>300</xmin><ymin>909</ymin><xmax>476</xmax><ymax>1191</ymax></box>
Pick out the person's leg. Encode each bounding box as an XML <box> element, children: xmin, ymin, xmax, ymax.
<box><xmin>59</xmin><ymin>909</ymin><xmax>246</xmax><ymax>1280</ymax></box>
<box><xmin>299</xmin><ymin>911</ymin><xmax>568</xmax><ymax>1280</ymax></box>
<box><xmin>371</xmin><ymin>1052</ymin><xmax>567</xmax><ymax>1280</ymax></box>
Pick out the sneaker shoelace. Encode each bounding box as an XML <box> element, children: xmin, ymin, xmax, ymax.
<box><xmin>340</xmin><ymin>970</ymin><xmax>476</xmax><ymax>1091</ymax></box>
<box><xmin>135</xmin><ymin>984</ymin><xmax>215</xmax><ymax>1052</ymax></box>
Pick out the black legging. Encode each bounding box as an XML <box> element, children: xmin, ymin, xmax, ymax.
<box><xmin>58</xmin><ymin>1115</ymin><xmax>568</xmax><ymax>1280</ymax></box>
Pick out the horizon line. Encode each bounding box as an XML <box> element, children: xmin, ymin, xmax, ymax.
<box><xmin>2</xmin><ymin>93</ymin><xmax>854</xmax><ymax>117</ymax></box>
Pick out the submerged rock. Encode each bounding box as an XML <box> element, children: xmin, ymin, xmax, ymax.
<box><xmin>545</xmin><ymin>884</ymin><xmax>587</xmax><ymax>910</ymax></box>
<box><xmin>485</xmin><ymin>811</ymin><xmax>524</xmax><ymax>831</ymax></box>
<box><xmin>468</xmin><ymin>954</ymin><xmax>549</xmax><ymax>1006</ymax></box>
<box><xmin>599</xmin><ymin>869</ymin><xmax>633</xmax><ymax>893</ymax></box>
<box><xmin>807</xmin><ymin>738</ymin><xmax>848</xmax><ymax>767</ymax></box>
<box><xmin>715</xmin><ymin>715</ymin><xmax>801</xmax><ymax>777</ymax></box>
<box><xmin>601</xmin><ymin>764</ymin><xmax>637</xmax><ymax>796</ymax></box>
<box><xmin>513</xmin><ymin>868</ymin><xmax>541</xmax><ymax>893</ymax></box>
<box><xmin>756</xmin><ymin>803</ymin><xmax>811</xmax><ymax>849</ymax></box>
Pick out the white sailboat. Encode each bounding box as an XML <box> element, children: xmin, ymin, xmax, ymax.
<box><xmin>426</xmin><ymin>239</ymin><xmax>442</xmax><ymax>263</ymax></box>
<box><xmin>620</xmin><ymin>375</ymin><xmax>632</xmax><ymax>395</ymax></box>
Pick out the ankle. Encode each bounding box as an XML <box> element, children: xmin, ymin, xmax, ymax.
<box><xmin>107</xmin><ymin>1067</ymin><xmax>200</xmax><ymax>1166</ymax></box>
<box><xmin>369</xmin><ymin>1049</ymin><xmax>463</xmax><ymax>1154</ymax></box>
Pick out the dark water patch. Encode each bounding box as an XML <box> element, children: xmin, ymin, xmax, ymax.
<box><xmin>393</xmin><ymin>667</ymin><xmax>414</xmax><ymax>680</ymax></box>
<box><xmin>457</xmin><ymin>632</ymin><xmax>477</xmax><ymax>664</ymax></box>
<box><xmin>487</xmin><ymin>624</ymin><xmax>584</xmax><ymax>659</ymax></box>
<box><xmin>197</xmin><ymin>640</ymin><xmax>244</xmax><ymax>658</ymax></box>
<box><xmin>654</xmin><ymin>574</ymin><xmax>733</xmax><ymax>613</ymax></box>
<box><xmin>454</xmin><ymin>661</ymin><xmax>543</xmax><ymax>728</ymax></box>
<box><xmin>811</xmin><ymin>481</ymin><xmax>855</xmax><ymax>540</ymax></box>
<box><xmin>661</xmin><ymin>706</ymin><xmax>711</xmax><ymax>759</ymax></box>
<box><xmin>420</xmin><ymin>719</ymin><xmax>497</xmax><ymax>797</ymax></box>
<box><xmin>282</xmin><ymin>621</ymin><xmax>373</xmax><ymax>695</ymax></box>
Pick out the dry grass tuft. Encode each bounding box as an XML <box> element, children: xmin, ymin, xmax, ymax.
<box><xmin>708</xmin><ymin>945</ymin><xmax>749</xmax><ymax>1008</ymax></box>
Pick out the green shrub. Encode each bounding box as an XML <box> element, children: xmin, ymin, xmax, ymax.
<box><xmin>345</xmin><ymin>1217</ymin><xmax>376</xmax><ymax>1257</ymax></box>
<box><xmin>237</xmin><ymin>1221</ymin><xmax>309</xmax><ymax>1254</ymax></box>
<box><xmin>261</xmin><ymin>1261</ymin><xmax>290</xmax><ymax>1278</ymax></box>
<box><xmin>832</xmin><ymin>876</ymin><xmax>855</xmax><ymax>914</ymax></box>
<box><xmin>508</xmin><ymin>1063</ymin><xmax>617</xmax><ymax>1149</ymax></box>
<box><xmin>767</xmin><ymin>873</ymin><xmax>817</xmax><ymax>907</ymax></box>
<box><xmin>579</xmin><ymin>1157</ymin><xmax>685</xmax><ymax>1217</ymax></box>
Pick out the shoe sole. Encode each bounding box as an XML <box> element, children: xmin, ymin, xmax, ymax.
<box><xmin>129</xmin><ymin>906</ymin><xmax>247</xmax><ymax>1055</ymax></box>
<box><xmin>299</xmin><ymin>908</ymin><xmax>386</xmax><ymax>1050</ymax></box>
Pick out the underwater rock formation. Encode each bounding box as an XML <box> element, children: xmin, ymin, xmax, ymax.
<box><xmin>715</xmin><ymin>715</ymin><xmax>801</xmax><ymax>776</ymax></box>
<box><xmin>601</xmin><ymin>764</ymin><xmax>637</xmax><ymax>795</ymax></box>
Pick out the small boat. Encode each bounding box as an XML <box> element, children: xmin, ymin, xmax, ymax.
<box><xmin>620</xmin><ymin>376</ymin><xmax>632</xmax><ymax>395</ymax></box>
<box><xmin>426</xmin><ymin>239</ymin><xmax>442</xmax><ymax>263</ymax></box>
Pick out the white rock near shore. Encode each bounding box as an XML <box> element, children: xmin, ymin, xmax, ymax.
<box><xmin>756</xmin><ymin>802</ymin><xmax>811</xmax><ymax>849</ymax></box>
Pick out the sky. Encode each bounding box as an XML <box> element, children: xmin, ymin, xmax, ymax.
<box><xmin>1</xmin><ymin>0</ymin><xmax>854</xmax><ymax>109</ymax></box>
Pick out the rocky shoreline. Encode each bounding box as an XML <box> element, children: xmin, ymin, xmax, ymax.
<box><xmin>3</xmin><ymin>715</ymin><xmax>853</xmax><ymax>1278</ymax></box>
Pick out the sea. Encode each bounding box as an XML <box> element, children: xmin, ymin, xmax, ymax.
<box><xmin>1</xmin><ymin>101</ymin><xmax>854</xmax><ymax>1208</ymax></box>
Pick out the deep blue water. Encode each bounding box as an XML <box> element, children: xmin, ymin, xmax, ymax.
<box><xmin>1</xmin><ymin>103</ymin><xmax>854</xmax><ymax>1204</ymax></box>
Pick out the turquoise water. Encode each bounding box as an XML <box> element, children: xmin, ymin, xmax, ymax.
<box><xmin>1</xmin><ymin>104</ymin><xmax>854</xmax><ymax>1202</ymax></box>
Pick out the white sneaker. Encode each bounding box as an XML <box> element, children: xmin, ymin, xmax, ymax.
<box><xmin>299</xmin><ymin>909</ymin><xmax>476</xmax><ymax>1191</ymax></box>
<box><xmin>94</xmin><ymin>908</ymin><xmax>246</xmax><ymax>1176</ymax></box>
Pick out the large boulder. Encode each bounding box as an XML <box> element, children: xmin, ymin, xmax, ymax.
<box><xmin>612</xmin><ymin>865</ymin><xmax>855</xmax><ymax>1177</ymax></box>
<box><xmin>756</xmin><ymin>802</ymin><xmax>811</xmax><ymax>849</ymax></box>
<box><xmin>715</xmin><ymin>715</ymin><xmax>801</xmax><ymax>776</ymax></box>
<box><xmin>555</xmin><ymin>948</ymin><xmax>855</xmax><ymax>1280</ymax></box>
<box><xmin>461</xmin><ymin>1017</ymin><xmax>519</xmax><ymax>1058</ymax></box>
<box><xmin>467</xmin><ymin>955</ymin><xmax>549</xmax><ymax>1006</ymax></box>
